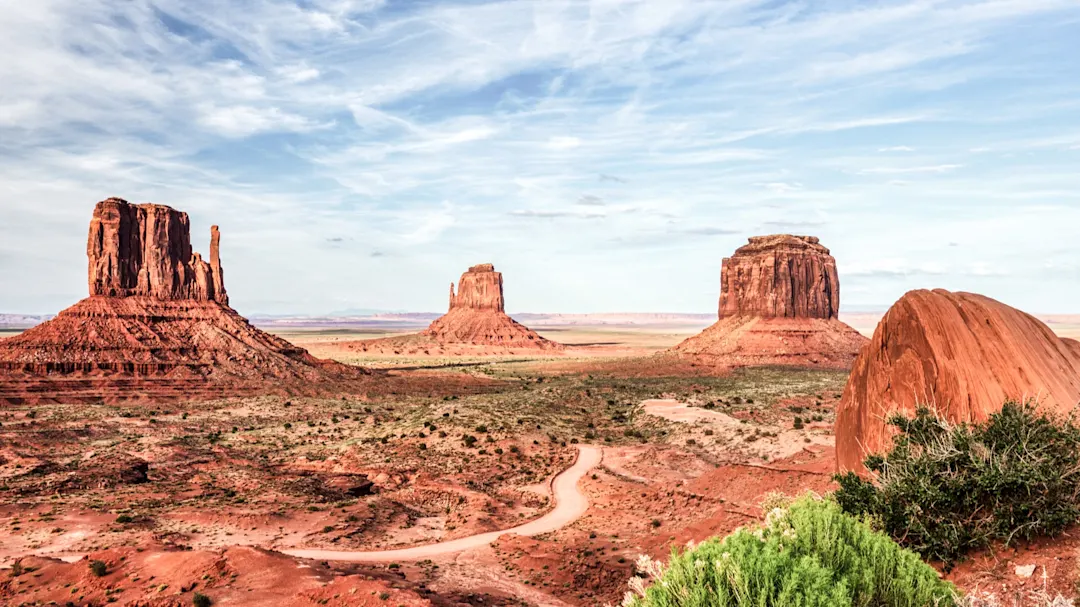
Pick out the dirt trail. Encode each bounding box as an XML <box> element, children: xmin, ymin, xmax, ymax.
<box><xmin>282</xmin><ymin>445</ymin><xmax>603</xmax><ymax>563</ymax></box>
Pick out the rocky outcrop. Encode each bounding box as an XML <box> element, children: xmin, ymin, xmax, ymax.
<box><xmin>835</xmin><ymin>289</ymin><xmax>1080</xmax><ymax>474</ymax></box>
<box><xmin>671</xmin><ymin>235</ymin><xmax>866</xmax><ymax>368</ymax></box>
<box><xmin>448</xmin><ymin>263</ymin><xmax>504</xmax><ymax>312</ymax></box>
<box><xmin>88</xmin><ymin>198</ymin><xmax>228</xmax><ymax>304</ymax></box>
<box><xmin>0</xmin><ymin>197</ymin><xmax>368</xmax><ymax>404</ymax></box>
<box><xmin>342</xmin><ymin>264</ymin><xmax>561</xmax><ymax>355</ymax></box>
<box><xmin>422</xmin><ymin>264</ymin><xmax>560</xmax><ymax>349</ymax></box>
<box><xmin>719</xmin><ymin>235</ymin><xmax>838</xmax><ymax>319</ymax></box>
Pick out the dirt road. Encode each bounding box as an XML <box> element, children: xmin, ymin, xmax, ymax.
<box><xmin>282</xmin><ymin>445</ymin><xmax>603</xmax><ymax>562</ymax></box>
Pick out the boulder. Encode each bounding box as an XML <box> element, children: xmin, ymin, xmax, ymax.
<box><xmin>835</xmin><ymin>289</ymin><xmax>1080</xmax><ymax>473</ymax></box>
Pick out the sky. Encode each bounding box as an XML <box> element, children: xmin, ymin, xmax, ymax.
<box><xmin>1</xmin><ymin>0</ymin><xmax>1079</xmax><ymax>316</ymax></box>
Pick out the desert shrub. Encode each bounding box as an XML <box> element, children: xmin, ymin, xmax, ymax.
<box><xmin>89</xmin><ymin>559</ymin><xmax>108</xmax><ymax>577</ymax></box>
<box><xmin>624</xmin><ymin>495</ymin><xmax>955</xmax><ymax>607</ymax></box>
<box><xmin>834</xmin><ymin>401</ymin><xmax>1080</xmax><ymax>566</ymax></box>
<box><xmin>193</xmin><ymin>592</ymin><xmax>212</xmax><ymax>607</ymax></box>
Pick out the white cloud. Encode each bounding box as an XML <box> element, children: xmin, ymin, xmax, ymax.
<box><xmin>197</xmin><ymin>104</ymin><xmax>324</xmax><ymax>138</ymax></box>
<box><xmin>859</xmin><ymin>164</ymin><xmax>964</xmax><ymax>175</ymax></box>
<box><xmin>277</xmin><ymin>64</ymin><xmax>321</xmax><ymax>83</ymax></box>
<box><xmin>846</xmin><ymin>259</ymin><xmax>950</xmax><ymax>277</ymax></box>
<box><xmin>760</xmin><ymin>182</ymin><xmax>804</xmax><ymax>193</ymax></box>
<box><xmin>3</xmin><ymin>0</ymin><xmax>1080</xmax><ymax>313</ymax></box>
<box><xmin>547</xmin><ymin>136</ymin><xmax>581</xmax><ymax>150</ymax></box>
<box><xmin>401</xmin><ymin>203</ymin><xmax>457</xmax><ymax>244</ymax></box>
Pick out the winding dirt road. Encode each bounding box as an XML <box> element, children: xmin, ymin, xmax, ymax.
<box><xmin>282</xmin><ymin>445</ymin><xmax>603</xmax><ymax>562</ymax></box>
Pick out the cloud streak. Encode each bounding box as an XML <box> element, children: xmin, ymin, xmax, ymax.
<box><xmin>1</xmin><ymin>0</ymin><xmax>1079</xmax><ymax>313</ymax></box>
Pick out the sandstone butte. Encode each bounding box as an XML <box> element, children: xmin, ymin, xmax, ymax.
<box><xmin>0</xmin><ymin>197</ymin><xmax>367</xmax><ymax>404</ymax></box>
<box><xmin>835</xmin><ymin>289</ymin><xmax>1080</xmax><ymax>474</ymax></box>
<box><xmin>343</xmin><ymin>264</ymin><xmax>561</xmax><ymax>355</ymax></box>
<box><xmin>423</xmin><ymin>264</ymin><xmax>561</xmax><ymax>348</ymax></box>
<box><xmin>671</xmin><ymin>234</ymin><xmax>867</xmax><ymax>368</ymax></box>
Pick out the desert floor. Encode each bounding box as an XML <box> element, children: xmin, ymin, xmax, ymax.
<box><xmin>3</xmin><ymin>317</ymin><xmax>1078</xmax><ymax>605</ymax></box>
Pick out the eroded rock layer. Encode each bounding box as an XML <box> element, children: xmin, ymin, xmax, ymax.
<box><xmin>719</xmin><ymin>235</ymin><xmax>839</xmax><ymax>320</ymax></box>
<box><xmin>672</xmin><ymin>235</ymin><xmax>866</xmax><ymax>368</ymax></box>
<box><xmin>0</xmin><ymin>198</ymin><xmax>367</xmax><ymax>404</ymax></box>
<box><xmin>88</xmin><ymin>197</ymin><xmax>228</xmax><ymax>304</ymax></box>
<box><xmin>448</xmin><ymin>263</ymin><xmax>505</xmax><ymax>312</ymax></box>
<box><xmin>835</xmin><ymin>289</ymin><xmax>1080</xmax><ymax>474</ymax></box>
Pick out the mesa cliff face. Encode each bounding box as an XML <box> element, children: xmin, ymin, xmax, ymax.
<box><xmin>0</xmin><ymin>197</ymin><xmax>366</xmax><ymax>404</ymax></box>
<box><xmin>719</xmin><ymin>235</ymin><xmax>838</xmax><ymax>320</ymax></box>
<box><xmin>87</xmin><ymin>198</ymin><xmax>228</xmax><ymax>304</ymax></box>
<box><xmin>834</xmin><ymin>289</ymin><xmax>1080</xmax><ymax>474</ymax></box>
<box><xmin>448</xmin><ymin>264</ymin><xmax>504</xmax><ymax>312</ymax></box>
<box><xmin>671</xmin><ymin>234</ymin><xmax>866</xmax><ymax>368</ymax></box>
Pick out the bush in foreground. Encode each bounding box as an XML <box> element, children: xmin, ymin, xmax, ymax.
<box><xmin>834</xmin><ymin>401</ymin><xmax>1080</xmax><ymax>565</ymax></box>
<box><xmin>622</xmin><ymin>494</ymin><xmax>955</xmax><ymax>607</ymax></box>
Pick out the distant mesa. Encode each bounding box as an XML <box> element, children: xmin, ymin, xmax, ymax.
<box><xmin>423</xmin><ymin>264</ymin><xmax>560</xmax><ymax>349</ymax></box>
<box><xmin>343</xmin><ymin>263</ymin><xmax>562</xmax><ymax>355</ymax></box>
<box><xmin>835</xmin><ymin>289</ymin><xmax>1080</xmax><ymax>474</ymax></box>
<box><xmin>670</xmin><ymin>234</ymin><xmax>867</xmax><ymax>368</ymax></box>
<box><xmin>0</xmin><ymin>197</ymin><xmax>367</xmax><ymax>404</ymax></box>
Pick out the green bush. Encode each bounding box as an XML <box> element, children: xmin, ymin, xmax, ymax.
<box><xmin>193</xmin><ymin>593</ymin><xmax>212</xmax><ymax>607</ymax></box>
<box><xmin>88</xmin><ymin>559</ymin><xmax>108</xmax><ymax>577</ymax></box>
<box><xmin>834</xmin><ymin>401</ymin><xmax>1080</xmax><ymax>565</ymax></box>
<box><xmin>623</xmin><ymin>495</ymin><xmax>955</xmax><ymax>607</ymax></box>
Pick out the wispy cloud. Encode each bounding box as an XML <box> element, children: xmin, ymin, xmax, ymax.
<box><xmin>858</xmin><ymin>164</ymin><xmax>965</xmax><ymax>175</ymax></box>
<box><xmin>2</xmin><ymin>0</ymin><xmax>1080</xmax><ymax>313</ymax></box>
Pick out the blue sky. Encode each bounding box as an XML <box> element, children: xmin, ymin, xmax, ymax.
<box><xmin>1</xmin><ymin>0</ymin><xmax>1079</xmax><ymax>315</ymax></box>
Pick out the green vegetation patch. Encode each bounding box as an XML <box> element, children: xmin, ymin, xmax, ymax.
<box><xmin>624</xmin><ymin>494</ymin><xmax>955</xmax><ymax>607</ymax></box>
<box><xmin>835</xmin><ymin>401</ymin><xmax>1080</xmax><ymax>566</ymax></box>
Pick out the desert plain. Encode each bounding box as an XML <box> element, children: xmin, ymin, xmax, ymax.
<box><xmin>4</xmin><ymin>204</ymin><xmax>1080</xmax><ymax>607</ymax></box>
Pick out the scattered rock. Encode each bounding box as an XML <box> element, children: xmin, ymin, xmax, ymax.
<box><xmin>325</xmin><ymin>474</ymin><xmax>375</xmax><ymax>497</ymax></box>
<box><xmin>1015</xmin><ymin>564</ymin><xmax>1038</xmax><ymax>578</ymax></box>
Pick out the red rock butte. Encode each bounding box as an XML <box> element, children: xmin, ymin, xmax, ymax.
<box><xmin>342</xmin><ymin>264</ymin><xmax>561</xmax><ymax>355</ymax></box>
<box><xmin>671</xmin><ymin>235</ymin><xmax>867</xmax><ymax>368</ymax></box>
<box><xmin>422</xmin><ymin>264</ymin><xmax>560</xmax><ymax>349</ymax></box>
<box><xmin>0</xmin><ymin>197</ymin><xmax>366</xmax><ymax>404</ymax></box>
<box><xmin>835</xmin><ymin>289</ymin><xmax>1080</xmax><ymax>474</ymax></box>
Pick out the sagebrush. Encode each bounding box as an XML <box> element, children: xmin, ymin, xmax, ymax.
<box><xmin>622</xmin><ymin>494</ymin><xmax>956</xmax><ymax>607</ymax></box>
<box><xmin>834</xmin><ymin>401</ymin><xmax>1080</xmax><ymax>566</ymax></box>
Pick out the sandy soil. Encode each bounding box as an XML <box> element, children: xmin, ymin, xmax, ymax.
<box><xmin>283</xmin><ymin>445</ymin><xmax>601</xmax><ymax>562</ymax></box>
<box><xmin>5</xmin><ymin>335</ymin><xmax>1080</xmax><ymax>606</ymax></box>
